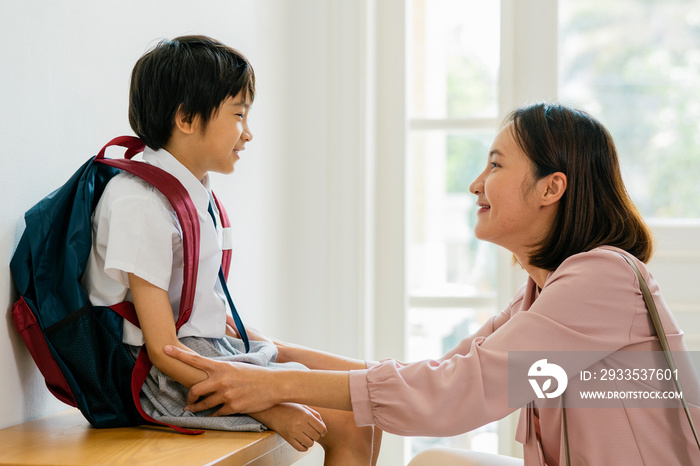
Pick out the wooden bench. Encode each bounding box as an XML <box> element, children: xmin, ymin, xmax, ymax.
<box><xmin>0</xmin><ymin>409</ymin><xmax>311</xmax><ymax>465</ymax></box>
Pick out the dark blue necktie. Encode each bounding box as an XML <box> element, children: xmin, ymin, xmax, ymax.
<box><xmin>207</xmin><ymin>203</ymin><xmax>250</xmax><ymax>353</ymax></box>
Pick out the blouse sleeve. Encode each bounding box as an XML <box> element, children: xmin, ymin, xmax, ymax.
<box><xmin>439</xmin><ymin>286</ymin><xmax>527</xmax><ymax>362</ymax></box>
<box><xmin>348</xmin><ymin>248</ymin><xmax>643</xmax><ymax>436</ymax></box>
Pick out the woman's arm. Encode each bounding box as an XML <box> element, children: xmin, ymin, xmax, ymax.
<box><xmin>164</xmin><ymin>345</ymin><xmax>351</xmax><ymax>415</ymax></box>
<box><xmin>130</xmin><ymin>271</ymin><xmax>325</xmax><ymax>401</ymax></box>
<box><xmin>164</xmin><ymin>250</ymin><xmax>647</xmax><ymax>438</ymax></box>
<box><xmin>131</xmin><ymin>274</ymin><xmax>328</xmax><ymax>451</ymax></box>
<box><xmin>438</xmin><ymin>294</ymin><xmax>521</xmax><ymax>362</ymax></box>
<box><xmin>129</xmin><ymin>273</ymin><xmax>208</xmax><ymax>387</ymax></box>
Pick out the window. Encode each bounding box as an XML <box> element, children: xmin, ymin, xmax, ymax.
<box><xmin>396</xmin><ymin>0</ymin><xmax>700</xmax><ymax>463</ymax></box>
<box><xmin>406</xmin><ymin>0</ymin><xmax>503</xmax><ymax>458</ymax></box>
<box><xmin>559</xmin><ymin>0</ymin><xmax>700</xmax><ymax>218</ymax></box>
<box><xmin>558</xmin><ymin>0</ymin><xmax>700</xmax><ymax>352</ymax></box>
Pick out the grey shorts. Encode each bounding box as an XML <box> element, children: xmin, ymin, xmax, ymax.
<box><xmin>129</xmin><ymin>336</ymin><xmax>306</xmax><ymax>431</ymax></box>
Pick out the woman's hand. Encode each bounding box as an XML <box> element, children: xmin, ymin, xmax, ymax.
<box><xmin>164</xmin><ymin>345</ymin><xmax>280</xmax><ymax>415</ymax></box>
<box><xmin>164</xmin><ymin>344</ymin><xmax>355</xmax><ymax>413</ymax></box>
<box><xmin>256</xmin><ymin>403</ymin><xmax>327</xmax><ymax>452</ymax></box>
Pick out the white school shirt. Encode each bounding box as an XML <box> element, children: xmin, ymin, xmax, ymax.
<box><xmin>83</xmin><ymin>147</ymin><xmax>231</xmax><ymax>346</ymax></box>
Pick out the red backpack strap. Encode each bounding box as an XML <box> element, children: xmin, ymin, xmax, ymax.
<box><xmin>109</xmin><ymin>301</ymin><xmax>139</xmax><ymax>328</ymax></box>
<box><xmin>96</xmin><ymin>137</ymin><xmax>199</xmax><ymax>329</ymax></box>
<box><xmin>130</xmin><ymin>348</ymin><xmax>202</xmax><ymax>435</ymax></box>
<box><xmin>211</xmin><ymin>191</ymin><xmax>232</xmax><ymax>280</ymax></box>
<box><xmin>96</xmin><ymin>136</ymin><xmax>203</xmax><ymax>434</ymax></box>
<box><xmin>96</xmin><ymin>135</ymin><xmax>146</xmax><ymax>161</ymax></box>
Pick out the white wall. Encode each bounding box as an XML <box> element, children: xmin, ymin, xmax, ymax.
<box><xmin>1</xmin><ymin>0</ymin><xmax>368</xmax><ymax>431</ymax></box>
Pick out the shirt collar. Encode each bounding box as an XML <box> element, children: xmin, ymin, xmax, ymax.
<box><xmin>142</xmin><ymin>147</ymin><xmax>212</xmax><ymax>214</ymax></box>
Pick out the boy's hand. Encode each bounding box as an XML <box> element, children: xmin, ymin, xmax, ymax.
<box><xmin>258</xmin><ymin>403</ymin><xmax>327</xmax><ymax>452</ymax></box>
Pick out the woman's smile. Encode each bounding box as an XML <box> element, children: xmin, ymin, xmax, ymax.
<box><xmin>476</xmin><ymin>201</ymin><xmax>491</xmax><ymax>214</ymax></box>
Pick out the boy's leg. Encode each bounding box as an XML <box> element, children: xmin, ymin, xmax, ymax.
<box><xmin>312</xmin><ymin>407</ymin><xmax>380</xmax><ymax>466</ymax></box>
<box><xmin>371</xmin><ymin>425</ymin><xmax>383</xmax><ymax>465</ymax></box>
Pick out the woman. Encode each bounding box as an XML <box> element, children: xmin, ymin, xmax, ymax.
<box><xmin>165</xmin><ymin>103</ymin><xmax>700</xmax><ymax>465</ymax></box>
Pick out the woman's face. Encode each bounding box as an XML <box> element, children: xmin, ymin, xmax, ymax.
<box><xmin>469</xmin><ymin>123</ymin><xmax>551</xmax><ymax>256</ymax></box>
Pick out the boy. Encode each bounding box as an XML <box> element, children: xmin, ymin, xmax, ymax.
<box><xmin>82</xmin><ymin>35</ymin><xmax>377</xmax><ymax>464</ymax></box>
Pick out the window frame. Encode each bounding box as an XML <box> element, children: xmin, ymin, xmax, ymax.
<box><xmin>370</xmin><ymin>0</ymin><xmax>699</xmax><ymax>463</ymax></box>
<box><xmin>370</xmin><ymin>0</ymin><xmax>559</xmax><ymax>461</ymax></box>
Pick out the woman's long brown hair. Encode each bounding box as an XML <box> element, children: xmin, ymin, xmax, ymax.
<box><xmin>506</xmin><ymin>103</ymin><xmax>654</xmax><ymax>270</ymax></box>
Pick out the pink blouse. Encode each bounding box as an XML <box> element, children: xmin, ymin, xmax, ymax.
<box><xmin>349</xmin><ymin>247</ymin><xmax>700</xmax><ymax>465</ymax></box>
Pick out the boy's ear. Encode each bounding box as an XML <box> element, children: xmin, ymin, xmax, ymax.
<box><xmin>174</xmin><ymin>106</ymin><xmax>197</xmax><ymax>135</ymax></box>
<box><xmin>540</xmin><ymin>172</ymin><xmax>567</xmax><ymax>206</ymax></box>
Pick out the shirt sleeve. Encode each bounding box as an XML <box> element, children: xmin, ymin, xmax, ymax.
<box><xmin>349</xmin><ymin>248</ymin><xmax>642</xmax><ymax>436</ymax></box>
<box><xmin>94</xmin><ymin>181</ymin><xmax>181</xmax><ymax>291</ymax></box>
<box><xmin>439</xmin><ymin>287</ymin><xmax>526</xmax><ymax>361</ymax></box>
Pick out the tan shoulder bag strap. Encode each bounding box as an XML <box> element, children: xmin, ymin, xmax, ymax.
<box><xmin>617</xmin><ymin>252</ymin><xmax>700</xmax><ymax>450</ymax></box>
<box><xmin>562</xmin><ymin>252</ymin><xmax>700</xmax><ymax>466</ymax></box>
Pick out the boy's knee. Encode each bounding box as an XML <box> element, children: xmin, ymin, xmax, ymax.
<box><xmin>318</xmin><ymin>409</ymin><xmax>374</xmax><ymax>455</ymax></box>
<box><xmin>347</xmin><ymin>424</ymin><xmax>374</xmax><ymax>450</ymax></box>
<box><xmin>336</xmin><ymin>411</ymin><xmax>372</xmax><ymax>442</ymax></box>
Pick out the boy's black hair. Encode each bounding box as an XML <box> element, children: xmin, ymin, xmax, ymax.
<box><xmin>129</xmin><ymin>35</ymin><xmax>255</xmax><ymax>150</ymax></box>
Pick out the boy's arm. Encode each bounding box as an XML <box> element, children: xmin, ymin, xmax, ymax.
<box><xmin>130</xmin><ymin>273</ymin><xmax>328</xmax><ymax>449</ymax></box>
<box><xmin>276</xmin><ymin>341</ymin><xmax>368</xmax><ymax>371</ymax></box>
<box><xmin>128</xmin><ymin>273</ymin><xmax>208</xmax><ymax>387</ymax></box>
<box><xmin>224</xmin><ymin>315</ymin><xmax>366</xmax><ymax>371</ymax></box>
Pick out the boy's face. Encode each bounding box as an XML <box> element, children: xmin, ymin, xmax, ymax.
<box><xmin>192</xmin><ymin>91</ymin><xmax>253</xmax><ymax>176</ymax></box>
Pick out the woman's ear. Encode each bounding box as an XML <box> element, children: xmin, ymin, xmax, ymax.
<box><xmin>541</xmin><ymin>172</ymin><xmax>567</xmax><ymax>206</ymax></box>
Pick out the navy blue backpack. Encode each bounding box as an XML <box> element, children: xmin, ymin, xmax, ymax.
<box><xmin>10</xmin><ymin>136</ymin><xmax>233</xmax><ymax>433</ymax></box>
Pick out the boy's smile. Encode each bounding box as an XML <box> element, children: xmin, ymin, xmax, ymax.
<box><xmin>196</xmin><ymin>92</ymin><xmax>253</xmax><ymax>177</ymax></box>
<box><xmin>168</xmin><ymin>91</ymin><xmax>253</xmax><ymax>181</ymax></box>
